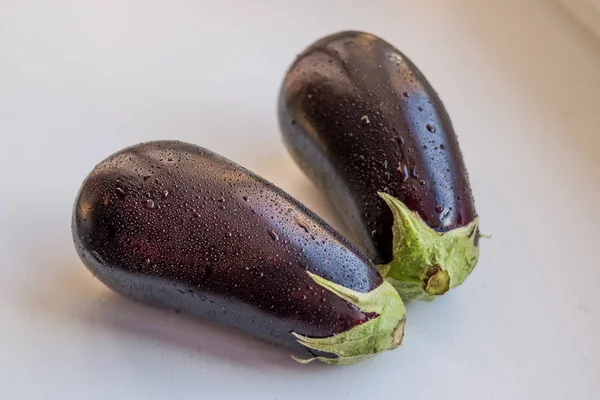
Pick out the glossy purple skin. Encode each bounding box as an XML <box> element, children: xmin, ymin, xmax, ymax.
<box><xmin>279</xmin><ymin>31</ymin><xmax>477</xmax><ymax>264</ymax></box>
<box><xmin>72</xmin><ymin>141</ymin><xmax>381</xmax><ymax>357</ymax></box>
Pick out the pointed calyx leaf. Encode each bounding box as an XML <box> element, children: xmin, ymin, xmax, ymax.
<box><xmin>292</xmin><ymin>272</ymin><xmax>406</xmax><ymax>365</ymax></box>
<box><xmin>377</xmin><ymin>192</ymin><xmax>481</xmax><ymax>301</ymax></box>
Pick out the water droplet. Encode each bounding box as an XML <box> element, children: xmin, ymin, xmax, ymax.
<box><xmin>440</xmin><ymin>144</ymin><xmax>446</xmax><ymax>150</ymax></box>
<box><xmin>218</xmin><ymin>197</ymin><xmax>225</xmax><ymax>202</ymax></box>
<box><xmin>162</xmin><ymin>190</ymin><xmax>169</xmax><ymax>198</ymax></box>
<box><xmin>419</xmin><ymin>179</ymin><xmax>426</xmax><ymax>186</ymax></box>
<box><xmin>193</xmin><ymin>211</ymin><xmax>201</xmax><ymax>218</ymax></box>
<box><xmin>294</xmin><ymin>216</ymin><xmax>310</xmax><ymax>233</ymax></box>
<box><xmin>403</xmin><ymin>92</ymin><xmax>409</xmax><ymax>97</ymax></box>
<box><xmin>360</xmin><ymin>115</ymin><xmax>370</xmax><ymax>125</ymax></box>
<box><xmin>418</xmin><ymin>106</ymin><xmax>423</xmax><ymax>112</ymax></box>
<box><xmin>269</xmin><ymin>230</ymin><xmax>279</xmax><ymax>241</ymax></box>
<box><xmin>398</xmin><ymin>163</ymin><xmax>409</xmax><ymax>182</ymax></box>
<box><xmin>91</xmin><ymin>251</ymin><xmax>105</xmax><ymax>264</ymax></box>
<box><xmin>243</xmin><ymin>195</ymin><xmax>250</xmax><ymax>201</ymax></box>
<box><xmin>411</xmin><ymin>166</ymin><xmax>419</xmax><ymax>179</ymax></box>
<box><xmin>435</xmin><ymin>204</ymin><xmax>444</xmax><ymax>213</ymax></box>
<box><xmin>426</xmin><ymin>123</ymin><xmax>436</xmax><ymax>133</ymax></box>
<box><xmin>115</xmin><ymin>187</ymin><xmax>126</xmax><ymax>198</ymax></box>
<box><xmin>226</xmin><ymin>232</ymin><xmax>233</xmax><ymax>237</ymax></box>
<box><xmin>144</xmin><ymin>199</ymin><xmax>155</xmax><ymax>209</ymax></box>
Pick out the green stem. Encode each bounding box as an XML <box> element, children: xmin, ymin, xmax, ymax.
<box><xmin>377</xmin><ymin>192</ymin><xmax>481</xmax><ymax>301</ymax></box>
<box><xmin>292</xmin><ymin>271</ymin><xmax>406</xmax><ymax>365</ymax></box>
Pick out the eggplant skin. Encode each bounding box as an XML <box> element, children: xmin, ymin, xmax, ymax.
<box><xmin>72</xmin><ymin>141</ymin><xmax>391</xmax><ymax>359</ymax></box>
<box><xmin>278</xmin><ymin>31</ymin><xmax>477</xmax><ymax>264</ymax></box>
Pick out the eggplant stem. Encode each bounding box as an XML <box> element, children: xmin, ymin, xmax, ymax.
<box><xmin>291</xmin><ymin>272</ymin><xmax>406</xmax><ymax>365</ymax></box>
<box><xmin>377</xmin><ymin>192</ymin><xmax>481</xmax><ymax>301</ymax></box>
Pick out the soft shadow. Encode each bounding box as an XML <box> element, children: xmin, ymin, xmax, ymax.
<box><xmin>551</xmin><ymin>0</ymin><xmax>600</xmax><ymax>60</ymax></box>
<box><xmin>27</xmin><ymin>261</ymin><xmax>331</xmax><ymax>372</ymax></box>
<box><xmin>401</xmin><ymin>289</ymin><xmax>465</xmax><ymax>339</ymax></box>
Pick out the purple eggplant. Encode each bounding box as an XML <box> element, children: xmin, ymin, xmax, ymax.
<box><xmin>278</xmin><ymin>31</ymin><xmax>481</xmax><ymax>301</ymax></box>
<box><xmin>72</xmin><ymin>141</ymin><xmax>405</xmax><ymax>364</ymax></box>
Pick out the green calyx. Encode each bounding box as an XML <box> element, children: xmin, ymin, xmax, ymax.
<box><xmin>377</xmin><ymin>192</ymin><xmax>481</xmax><ymax>302</ymax></box>
<box><xmin>292</xmin><ymin>271</ymin><xmax>406</xmax><ymax>365</ymax></box>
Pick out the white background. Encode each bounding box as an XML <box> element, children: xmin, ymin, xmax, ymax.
<box><xmin>1</xmin><ymin>1</ymin><xmax>599</xmax><ymax>399</ymax></box>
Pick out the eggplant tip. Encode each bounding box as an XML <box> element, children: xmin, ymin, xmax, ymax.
<box><xmin>392</xmin><ymin>317</ymin><xmax>406</xmax><ymax>347</ymax></box>
<box><xmin>377</xmin><ymin>192</ymin><xmax>481</xmax><ymax>301</ymax></box>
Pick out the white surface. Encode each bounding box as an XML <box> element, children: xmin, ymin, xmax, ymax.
<box><xmin>1</xmin><ymin>1</ymin><xmax>599</xmax><ymax>399</ymax></box>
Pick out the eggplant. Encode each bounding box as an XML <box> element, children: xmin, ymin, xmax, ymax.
<box><xmin>278</xmin><ymin>31</ymin><xmax>480</xmax><ymax>301</ymax></box>
<box><xmin>72</xmin><ymin>141</ymin><xmax>405</xmax><ymax>364</ymax></box>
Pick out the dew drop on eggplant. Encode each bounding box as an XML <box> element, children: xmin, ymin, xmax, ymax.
<box><xmin>269</xmin><ymin>230</ymin><xmax>280</xmax><ymax>241</ymax></box>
